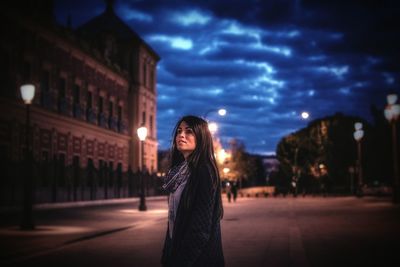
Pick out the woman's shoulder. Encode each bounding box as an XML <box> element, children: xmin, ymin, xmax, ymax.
<box><xmin>196</xmin><ymin>163</ymin><xmax>218</xmax><ymax>184</ymax></box>
<box><xmin>197</xmin><ymin>162</ymin><xmax>214</xmax><ymax>175</ymax></box>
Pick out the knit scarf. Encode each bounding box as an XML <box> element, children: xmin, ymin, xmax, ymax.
<box><xmin>162</xmin><ymin>161</ymin><xmax>190</xmax><ymax>193</ymax></box>
<box><xmin>163</xmin><ymin>161</ymin><xmax>191</xmax><ymax>239</ymax></box>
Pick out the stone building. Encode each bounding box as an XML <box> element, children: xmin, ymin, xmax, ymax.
<box><xmin>0</xmin><ymin>0</ymin><xmax>160</xmax><ymax>204</ymax></box>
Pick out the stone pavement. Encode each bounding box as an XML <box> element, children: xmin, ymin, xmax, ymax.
<box><xmin>1</xmin><ymin>196</ymin><xmax>400</xmax><ymax>267</ymax></box>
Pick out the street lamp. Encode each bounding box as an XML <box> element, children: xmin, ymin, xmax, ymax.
<box><xmin>384</xmin><ymin>93</ymin><xmax>400</xmax><ymax>203</ymax></box>
<box><xmin>137</xmin><ymin>125</ymin><xmax>148</xmax><ymax>211</ymax></box>
<box><xmin>218</xmin><ymin>149</ymin><xmax>228</xmax><ymax>164</ymax></box>
<box><xmin>291</xmin><ymin>113</ymin><xmax>309</xmax><ymax>196</ymax></box>
<box><xmin>20</xmin><ymin>84</ymin><xmax>35</xmax><ymax>230</ymax></box>
<box><xmin>353</xmin><ymin>122</ymin><xmax>364</xmax><ymax>197</ymax></box>
<box><xmin>301</xmin><ymin>111</ymin><xmax>310</xmax><ymax>120</ymax></box>
<box><xmin>203</xmin><ymin>108</ymin><xmax>227</xmax><ymax>119</ymax></box>
<box><xmin>208</xmin><ymin>122</ymin><xmax>218</xmax><ymax>135</ymax></box>
<box><xmin>223</xmin><ymin>167</ymin><xmax>230</xmax><ymax>179</ymax></box>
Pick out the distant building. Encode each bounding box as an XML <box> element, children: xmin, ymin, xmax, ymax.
<box><xmin>0</xmin><ymin>1</ymin><xmax>159</xmax><ymax>203</ymax></box>
<box><xmin>263</xmin><ymin>155</ymin><xmax>279</xmax><ymax>173</ymax></box>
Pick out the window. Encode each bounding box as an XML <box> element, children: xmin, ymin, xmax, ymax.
<box><xmin>58</xmin><ymin>153</ymin><xmax>66</xmax><ymax>186</ymax></box>
<box><xmin>73</xmin><ymin>84</ymin><xmax>80</xmax><ymax>104</ymax></box>
<box><xmin>142</xmin><ymin>111</ymin><xmax>146</xmax><ymax>125</ymax></box>
<box><xmin>87</xmin><ymin>91</ymin><xmax>92</xmax><ymax>109</ymax></box>
<box><xmin>108</xmin><ymin>101</ymin><xmax>114</xmax><ymax>128</ymax></box>
<box><xmin>98</xmin><ymin>159</ymin><xmax>105</xmax><ymax>187</ymax></box>
<box><xmin>22</xmin><ymin>60</ymin><xmax>31</xmax><ymax>82</ymax></box>
<box><xmin>73</xmin><ymin>85</ymin><xmax>81</xmax><ymax>118</ymax></box>
<box><xmin>150</xmin><ymin>115</ymin><xmax>153</xmax><ymax>137</ymax></box>
<box><xmin>108</xmin><ymin>161</ymin><xmax>114</xmax><ymax>187</ymax></box>
<box><xmin>41</xmin><ymin>70</ymin><xmax>50</xmax><ymax>107</ymax></box>
<box><xmin>143</xmin><ymin>63</ymin><xmax>147</xmax><ymax>87</ymax></box>
<box><xmin>58</xmin><ymin>78</ymin><xmax>66</xmax><ymax>98</ymax></box>
<box><xmin>41</xmin><ymin>70</ymin><xmax>50</xmax><ymax>92</ymax></box>
<box><xmin>117</xmin><ymin>105</ymin><xmax>122</xmax><ymax>132</ymax></box>
<box><xmin>150</xmin><ymin>69</ymin><xmax>154</xmax><ymax>90</ymax></box>
<box><xmin>98</xmin><ymin>96</ymin><xmax>104</xmax><ymax>125</ymax></box>
<box><xmin>109</xmin><ymin>101</ymin><xmax>113</xmax><ymax>117</ymax></box>
<box><xmin>0</xmin><ymin>52</ymin><xmax>12</xmax><ymax>97</ymax></box>
<box><xmin>118</xmin><ymin>105</ymin><xmax>122</xmax><ymax>122</ymax></box>
<box><xmin>98</xmin><ymin>96</ymin><xmax>103</xmax><ymax>113</ymax></box>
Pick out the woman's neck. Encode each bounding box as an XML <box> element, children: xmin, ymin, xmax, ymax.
<box><xmin>182</xmin><ymin>152</ymin><xmax>191</xmax><ymax>160</ymax></box>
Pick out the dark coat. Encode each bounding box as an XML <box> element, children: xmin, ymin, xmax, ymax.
<box><xmin>161</xmin><ymin>164</ymin><xmax>225</xmax><ymax>267</ymax></box>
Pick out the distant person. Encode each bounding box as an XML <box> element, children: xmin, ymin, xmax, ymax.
<box><xmin>231</xmin><ymin>181</ymin><xmax>238</xmax><ymax>202</ymax></box>
<box><xmin>226</xmin><ymin>182</ymin><xmax>232</xmax><ymax>202</ymax></box>
<box><xmin>161</xmin><ymin>115</ymin><xmax>225</xmax><ymax>267</ymax></box>
<box><xmin>291</xmin><ymin>175</ymin><xmax>298</xmax><ymax>197</ymax></box>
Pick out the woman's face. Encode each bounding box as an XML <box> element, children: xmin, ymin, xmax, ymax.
<box><xmin>176</xmin><ymin>121</ymin><xmax>196</xmax><ymax>159</ymax></box>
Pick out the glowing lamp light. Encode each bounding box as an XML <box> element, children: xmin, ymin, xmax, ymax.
<box><xmin>301</xmin><ymin>111</ymin><xmax>309</xmax><ymax>119</ymax></box>
<box><xmin>393</xmin><ymin>104</ymin><xmax>400</xmax><ymax>117</ymax></box>
<box><xmin>353</xmin><ymin>130</ymin><xmax>364</xmax><ymax>141</ymax></box>
<box><xmin>208</xmin><ymin>122</ymin><xmax>218</xmax><ymax>134</ymax></box>
<box><xmin>385</xmin><ymin>106</ymin><xmax>394</xmax><ymax>121</ymax></box>
<box><xmin>20</xmin><ymin>84</ymin><xmax>35</xmax><ymax>104</ymax></box>
<box><xmin>223</xmin><ymin>167</ymin><xmax>230</xmax><ymax>174</ymax></box>
<box><xmin>385</xmin><ymin>104</ymin><xmax>400</xmax><ymax>121</ymax></box>
<box><xmin>218</xmin><ymin>149</ymin><xmax>227</xmax><ymax>164</ymax></box>
<box><xmin>387</xmin><ymin>94</ymin><xmax>398</xmax><ymax>105</ymax></box>
<box><xmin>137</xmin><ymin>126</ymin><xmax>148</xmax><ymax>141</ymax></box>
<box><xmin>218</xmin><ymin>109</ymin><xmax>227</xmax><ymax>116</ymax></box>
<box><xmin>354</xmin><ymin>122</ymin><xmax>363</xmax><ymax>131</ymax></box>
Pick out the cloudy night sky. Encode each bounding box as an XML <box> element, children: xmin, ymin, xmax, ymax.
<box><xmin>54</xmin><ymin>0</ymin><xmax>400</xmax><ymax>155</ymax></box>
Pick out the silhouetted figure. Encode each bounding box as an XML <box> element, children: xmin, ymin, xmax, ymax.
<box><xmin>291</xmin><ymin>175</ymin><xmax>298</xmax><ymax>197</ymax></box>
<box><xmin>320</xmin><ymin>173</ymin><xmax>328</xmax><ymax>197</ymax></box>
<box><xmin>226</xmin><ymin>182</ymin><xmax>232</xmax><ymax>202</ymax></box>
<box><xmin>231</xmin><ymin>182</ymin><xmax>238</xmax><ymax>202</ymax></box>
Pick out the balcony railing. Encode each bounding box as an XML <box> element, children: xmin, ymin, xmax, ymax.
<box><xmin>41</xmin><ymin>91</ymin><xmax>53</xmax><ymax>109</ymax></box>
<box><xmin>86</xmin><ymin>108</ymin><xmax>97</xmax><ymax>124</ymax></box>
<box><xmin>58</xmin><ymin>97</ymin><xmax>69</xmax><ymax>115</ymax></box>
<box><xmin>73</xmin><ymin>103</ymin><xmax>83</xmax><ymax>119</ymax></box>
<box><xmin>108</xmin><ymin>116</ymin><xmax>118</xmax><ymax>131</ymax></box>
<box><xmin>98</xmin><ymin>112</ymin><xmax>108</xmax><ymax>128</ymax></box>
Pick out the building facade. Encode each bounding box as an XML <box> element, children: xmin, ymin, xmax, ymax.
<box><xmin>0</xmin><ymin>1</ymin><xmax>160</xmax><ymax>205</ymax></box>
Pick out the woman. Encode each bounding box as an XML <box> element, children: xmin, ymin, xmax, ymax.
<box><xmin>161</xmin><ymin>115</ymin><xmax>225</xmax><ymax>267</ymax></box>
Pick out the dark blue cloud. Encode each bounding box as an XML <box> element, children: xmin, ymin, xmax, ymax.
<box><xmin>54</xmin><ymin>0</ymin><xmax>400</xmax><ymax>155</ymax></box>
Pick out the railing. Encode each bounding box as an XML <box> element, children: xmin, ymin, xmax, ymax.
<box><xmin>86</xmin><ymin>108</ymin><xmax>97</xmax><ymax>124</ymax></box>
<box><xmin>0</xmin><ymin>159</ymin><xmax>164</xmax><ymax>206</ymax></box>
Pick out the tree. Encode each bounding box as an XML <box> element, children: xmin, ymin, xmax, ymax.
<box><xmin>276</xmin><ymin>113</ymin><xmax>375</xmax><ymax>193</ymax></box>
<box><xmin>227</xmin><ymin>139</ymin><xmax>265</xmax><ymax>187</ymax></box>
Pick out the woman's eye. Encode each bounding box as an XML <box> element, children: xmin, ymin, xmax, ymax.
<box><xmin>186</xmin><ymin>129</ymin><xmax>193</xmax><ymax>134</ymax></box>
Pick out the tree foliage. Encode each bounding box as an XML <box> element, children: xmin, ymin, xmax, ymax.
<box><xmin>276</xmin><ymin>112</ymin><xmax>377</xmax><ymax>190</ymax></box>
<box><xmin>223</xmin><ymin>139</ymin><xmax>265</xmax><ymax>186</ymax></box>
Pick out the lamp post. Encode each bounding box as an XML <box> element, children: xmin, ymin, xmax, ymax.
<box><xmin>292</xmin><ymin>112</ymin><xmax>309</xmax><ymax>197</ymax></box>
<box><xmin>348</xmin><ymin>166</ymin><xmax>355</xmax><ymax>195</ymax></box>
<box><xmin>384</xmin><ymin>94</ymin><xmax>400</xmax><ymax>203</ymax></box>
<box><xmin>137</xmin><ymin>125</ymin><xmax>148</xmax><ymax>211</ymax></box>
<box><xmin>20</xmin><ymin>84</ymin><xmax>35</xmax><ymax>230</ymax></box>
<box><xmin>353</xmin><ymin>122</ymin><xmax>364</xmax><ymax>197</ymax></box>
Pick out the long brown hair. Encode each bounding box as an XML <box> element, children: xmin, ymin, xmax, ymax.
<box><xmin>169</xmin><ymin>115</ymin><xmax>223</xmax><ymax>219</ymax></box>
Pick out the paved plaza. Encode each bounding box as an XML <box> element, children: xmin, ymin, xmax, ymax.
<box><xmin>1</xmin><ymin>196</ymin><xmax>400</xmax><ymax>267</ymax></box>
